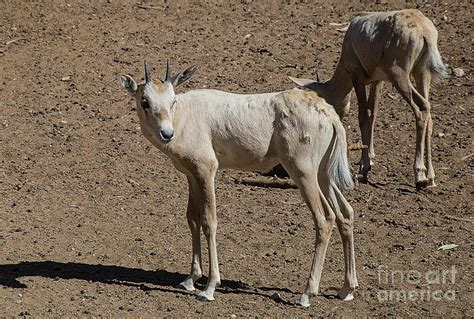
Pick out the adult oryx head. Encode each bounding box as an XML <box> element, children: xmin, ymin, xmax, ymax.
<box><xmin>120</xmin><ymin>60</ymin><xmax>197</xmax><ymax>143</ymax></box>
<box><xmin>289</xmin><ymin>72</ymin><xmax>351</xmax><ymax>118</ymax></box>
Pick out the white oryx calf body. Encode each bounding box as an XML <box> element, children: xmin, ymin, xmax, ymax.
<box><xmin>121</xmin><ymin>62</ymin><xmax>356</xmax><ymax>306</ymax></box>
<box><xmin>291</xmin><ymin>9</ymin><xmax>447</xmax><ymax>189</ymax></box>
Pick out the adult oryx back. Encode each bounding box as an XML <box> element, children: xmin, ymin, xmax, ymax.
<box><xmin>290</xmin><ymin>9</ymin><xmax>447</xmax><ymax>189</ymax></box>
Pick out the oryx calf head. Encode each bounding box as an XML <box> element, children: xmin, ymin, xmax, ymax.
<box><xmin>120</xmin><ymin>61</ymin><xmax>197</xmax><ymax>143</ymax></box>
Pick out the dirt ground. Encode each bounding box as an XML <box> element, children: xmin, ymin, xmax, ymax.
<box><xmin>1</xmin><ymin>0</ymin><xmax>472</xmax><ymax>317</ymax></box>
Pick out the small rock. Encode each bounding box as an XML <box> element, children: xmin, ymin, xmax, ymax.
<box><xmin>452</xmin><ymin>68</ymin><xmax>464</xmax><ymax>77</ymax></box>
<box><xmin>436</xmin><ymin>132</ymin><xmax>445</xmax><ymax>138</ymax></box>
<box><xmin>244</xmin><ymin>34</ymin><xmax>252</xmax><ymax>39</ymax></box>
<box><xmin>230</xmin><ymin>315</ymin><xmax>237</xmax><ymax>318</ymax></box>
<box><xmin>270</xmin><ymin>292</ymin><xmax>283</xmax><ymax>302</ymax></box>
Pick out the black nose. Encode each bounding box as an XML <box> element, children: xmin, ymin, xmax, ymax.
<box><xmin>160</xmin><ymin>130</ymin><xmax>174</xmax><ymax>140</ymax></box>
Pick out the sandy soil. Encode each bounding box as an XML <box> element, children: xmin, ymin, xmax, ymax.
<box><xmin>1</xmin><ymin>0</ymin><xmax>472</xmax><ymax>317</ymax></box>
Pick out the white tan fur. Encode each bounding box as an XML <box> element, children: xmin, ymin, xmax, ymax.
<box><xmin>291</xmin><ymin>9</ymin><xmax>447</xmax><ymax>189</ymax></box>
<box><xmin>120</xmin><ymin>61</ymin><xmax>356</xmax><ymax>306</ymax></box>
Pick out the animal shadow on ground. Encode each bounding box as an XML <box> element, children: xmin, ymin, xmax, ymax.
<box><xmin>0</xmin><ymin>261</ymin><xmax>295</xmax><ymax>305</ymax></box>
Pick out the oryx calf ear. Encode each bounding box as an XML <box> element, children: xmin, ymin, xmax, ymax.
<box><xmin>171</xmin><ymin>65</ymin><xmax>198</xmax><ymax>88</ymax></box>
<box><xmin>120</xmin><ymin>75</ymin><xmax>137</xmax><ymax>96</ymax></box>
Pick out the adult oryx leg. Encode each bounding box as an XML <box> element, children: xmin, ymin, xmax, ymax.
<box><xmin>177</xmin><ymin>176</ymin><xmax>203</xmax><ymax>291</ymax></box>
<box><xmin>388</xmin><ymin>66</ymin><xmax>430</xmax><ymax>189</ymax></box>
<box><xmin>414</xmin><ymin>68</ymin><xmax>436</xmax><ymax>187</ymax></box>
<box><xmin>366</xmin><ymin>81</ymin><xmax>383</xmax><ymax>171</ymax></box>
<box><xmin>352</xmin><ymin>73</ymin><xmax>371</xmax><ymax>183</ymax></box>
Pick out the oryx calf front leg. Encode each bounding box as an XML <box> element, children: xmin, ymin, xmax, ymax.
<box><xmin>194</xmin><ymin>162</ymin><xmax>221</xmax><ymax>302</ymax></box>
<box><xmin>179</xmin><ymin>163</ymin><xmax>221</xmax><ymax>301</ymax></box>
<box><xmin>177</xmin><ymin>176</ymin><xmax>203</xmax><ymax>292</ymax></box>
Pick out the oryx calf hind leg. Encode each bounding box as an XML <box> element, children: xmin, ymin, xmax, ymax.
<box><xmin>332</xmin><ymin>183</ymin><xmax>358</xmax><ymax>300</ymax></box>
<box><xmin>284</xmin><ymin>163</ymin><xmax>335</xmax><ymax>307</ymax></box>
<box><xmin>319</xmin><ymin>171</ymin><xmax>357</xmax><ymax>301</ymax></box>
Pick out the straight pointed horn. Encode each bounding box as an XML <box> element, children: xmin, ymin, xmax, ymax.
<box><xmin>165</xmin><ymin>60</ymin><xmax>171</xmax><ymax>82</ymax></box>
<box><xmin>316</xmin><ymin>71</ymin><xmax>321</xmax><ymax>83</ymax></box>
<box><xmin>144</xmin><ymin>60</ymin><xmax>151</xmax><ymax>83</ymax></box>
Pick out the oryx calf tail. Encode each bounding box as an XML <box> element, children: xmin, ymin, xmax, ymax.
<box><xmin>424</xmin><ymin>36</ymin><xmax>448</xmax><ymax>84</ymax></box>
<box><xmin>328</xmin><ymin>118</ymin><xmax>354</xmax><ymax>191</ymax></box>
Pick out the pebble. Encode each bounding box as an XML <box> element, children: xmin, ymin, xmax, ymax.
<box><xmin>270</xmin><ymin>292</ymin><xmax>283</xmax><ymax>302</ymax></box>
<box><xmin>452</xmin><ymin>68</ymin><xmax>465</xmax><ymax>77</ymax></box>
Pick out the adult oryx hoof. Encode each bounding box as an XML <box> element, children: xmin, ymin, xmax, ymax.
<box><xmin>356</xmin><ymin>175</ymin><xmax>369</xmax><ymax>184</ymax></box>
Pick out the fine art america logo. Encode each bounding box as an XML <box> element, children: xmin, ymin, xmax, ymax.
<box><xmin>376</xmin><ymin>265</ymin><xmax>457</xmax><ymax>302</ymax></box>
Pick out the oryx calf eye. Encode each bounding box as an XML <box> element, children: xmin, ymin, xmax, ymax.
<box><xmin>141</xmin><ymin>98</ymin><xmax>150</xmax><ymax>109</ymax></box>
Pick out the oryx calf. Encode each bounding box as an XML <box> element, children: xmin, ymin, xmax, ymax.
<box><xmin>291</xmin><ymin>9</ymin><xmax>447</xmax><ymax>189</ymax></box>
<box><xmin>120</xmin><ymin>61</ymin><xmax>356</xmax><ymax>306</ymax></box>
